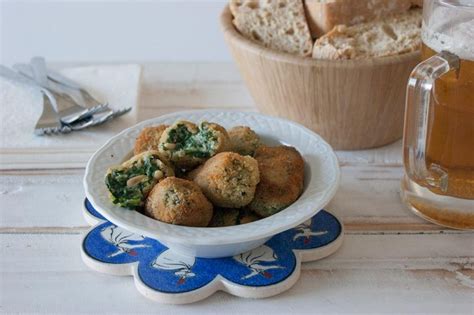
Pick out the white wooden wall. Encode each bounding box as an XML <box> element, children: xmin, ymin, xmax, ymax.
<box><xmin>0</xmin><ymin>0</ymin><xmax>231</xmax><ymax>65</ymax></box>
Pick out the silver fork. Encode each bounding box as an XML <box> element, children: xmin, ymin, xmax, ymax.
<box><xmin>45</xmin><ymin>69</ymin><xmax>132</xmax><ymax>127</ymax></box>
<box><xmin>13</xmin><ymin>62</ymin><xmax>108</xmax><ymax>113</ymax></box>
<box><xmin>14</xmin><ymin>61</ymin><xmax>125</xmax><ymax>125</ymax></box>
<box><xmin>0</xmin><ymin>65</ymin><xmax>71</xmax><ymax>135</ymax></box>
<box><xmin>46</xmin><ymin>69</ymin><xmax>110</xmax><ymax>110</ymax></box>
<box><xmin>35</xmin><ymin>91</ymin><xmax>72</xmax><ymax>135</ymax></box>
<box><xmin>68</xmin><ymin>107</ymin><xmax>131</xmax><ymax>131</ymax></box>
<box><xmin>19</xmin><ymin>57</ymin><xmax>106</xmax><ymax>124</ymax></box>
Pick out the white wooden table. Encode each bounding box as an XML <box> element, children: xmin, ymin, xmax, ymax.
<box><xmin>1</xmin><ymin>63</ymin><xmax>473</xmax><ymax>314</ymax></box>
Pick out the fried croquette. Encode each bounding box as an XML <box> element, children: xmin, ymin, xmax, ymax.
<box><xmin>105</xmin><ymin>151</ymin><xmax>174</xmax><ymax>209</ymax></box>
<box><xmin>248</xmin><ymin>146</ymin><xmax>304</xmax><ymax>217</ymax></box>
<box><xmin>238</xmin><ymin>209</ymin><xmax>260</xmax><ymax>224</ymax></box>
<box><xmin>228</xmin><ymin>126</ymin><xmax>260</xmax><ymax>156</ymax></box>
<box><xmin>133</xmin><ymin>125</ymin><xmax>168</xmax><ymax>155</ymax></box>
<box><xmin>158</xmin><ymin>120</ymin><xmax>230</xmax><ymax>169</ymax></box>
<box><xmin>189</xmin><ymin>152</ymin><xmax>260</xmax><ymax>208</ymax></box>
<box><xmin>209</xmin><ymin>208</ymin><xmax>240</xmax><ymax>227</ymax></box>
<box><xmin>145</xmin><ymin>177</ymin><xmax>213</xmax><ymax>227</ymax></box>
<box><xmin>209</xmin><ymin>208</ymin><xmax>260</xmax><ymax>227</ymax></box>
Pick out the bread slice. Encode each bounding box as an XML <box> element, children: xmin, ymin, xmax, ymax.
<box><xmin>312</xmin><ymin>9</ymin><xmax>422</xmax><ymax>60</ymax></box>
<box><xmin>305</xmin><ymin>0</ymin><xmax>420</xmax><ymax>38</ymax></box>
<box><xmin>230</xmin><ymin>0</ymin><xmax>313</xmax><ymax>56</ymax></box>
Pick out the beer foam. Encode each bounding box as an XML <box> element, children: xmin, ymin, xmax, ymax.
<box><xmin>422</xmin><ymin>7</ymin><xmax>474</xmax><ymax>61</ymax></box>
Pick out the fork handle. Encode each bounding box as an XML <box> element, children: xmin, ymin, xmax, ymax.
<box><xmin>46</xmin><ymin>70</ymin><xmax>82</xmax><ymax>90</ymax></box>
<box><xmin>0</xmin><ymin>65</ymin><xmax>41</xmax><ymax>90</ymax></box>
<box><xmin>30</xmin><ymin>57</ymin><xmax>50</xmax><ymax>87</ymax></box>
<box><xmin>14</xmin><ymin>64</ymin><xmax>82</xmax><ymax>104</ymax></box>
<box><xmin>14</xmin><ymin>63</ymin><xmax>83</xmax><ymax>92</ymax></box>
<box><xmin>0</xmin><ymin>65</ymin><xmax>62</xmax><ymax>110</ymax></box>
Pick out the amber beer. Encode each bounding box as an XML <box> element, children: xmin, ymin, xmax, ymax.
<box><xmin>417</xmin><ymin>43</ymin><xmax>474</xmax><ymax>199</ymax></box>
<box><xmin>401</xmin><ymin>1</ymin><xmax>474</xmax><ymax>230</ymax></box>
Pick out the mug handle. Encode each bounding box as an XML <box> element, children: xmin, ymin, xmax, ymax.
<box><xmin>403</xmin><ymin>50</ymin><xmax>459</xmax><ymax>192</ymax></box>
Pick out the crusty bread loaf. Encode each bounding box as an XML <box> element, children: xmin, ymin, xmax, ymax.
<box><xmin>312</xmin><ymin>9</ymin><xmax>422</xmax><ymax>60</ymax></box>
<box><xmin>305</xmin><ymin>0</ymin><xmax>421</xmax><ymax>38</ymax></box>
<box><xmin>229</xmin><ymin>0</ymin><xmax>313</xmax><ymax>56</ymax></box>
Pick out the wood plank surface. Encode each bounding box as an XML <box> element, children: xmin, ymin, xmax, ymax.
<box><xmin>0</xmin><ymin>62</ymin><xmax>472</xmax><ymax>313</ymax></box>
<box><xmin>0</xmin><ymin>165</ymin><xmax>425</xmax><ymax>229</ymax></box>
<box><xmin>0</xmin><ymin>234</ymin><xmax>472</xmax><ymax>314</ymax></box>
<box><xmin>1</xmin><ymin>62</ymin><xmax>403</xmax><ymax>170</ymax></box>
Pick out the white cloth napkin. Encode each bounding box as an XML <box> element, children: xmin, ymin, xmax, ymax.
<box><xmin>0</xmin><ymin>64</ymin><xmax>141</xmax><ymax>150</ymax></box>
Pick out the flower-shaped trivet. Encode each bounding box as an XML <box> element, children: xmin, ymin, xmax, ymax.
<box><xmin>81</xmin><ymin>199</ymin><xmax>344</xmax><ymax>304</ymax></box>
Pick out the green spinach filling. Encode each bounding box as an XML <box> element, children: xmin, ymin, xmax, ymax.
<box><xmin>166</xmin><ymin>123</ymin><xmax>218</xmax><ymax>158</ymax></box>
<box><xmin>105</xmin><ymin>155</ymin><xmax>162</xmax><ymax>209</ymax></box>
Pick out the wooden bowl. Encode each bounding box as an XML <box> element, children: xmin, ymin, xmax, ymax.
<box><xmin>220</xmin><ymin>6</ymin><xmax>420</xmax><ymax>150</ymax></box>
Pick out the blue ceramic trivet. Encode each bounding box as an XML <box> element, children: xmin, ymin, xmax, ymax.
<box><xmin>81</xmin><ymin>199</ymin><xmax>344</xmax><ymax>304</ymax></box>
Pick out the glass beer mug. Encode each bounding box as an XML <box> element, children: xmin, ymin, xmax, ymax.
<box><xmin>401</xmin><ymin>0</ymin><xmax>474</xmax><ymax>230</ymax></box>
